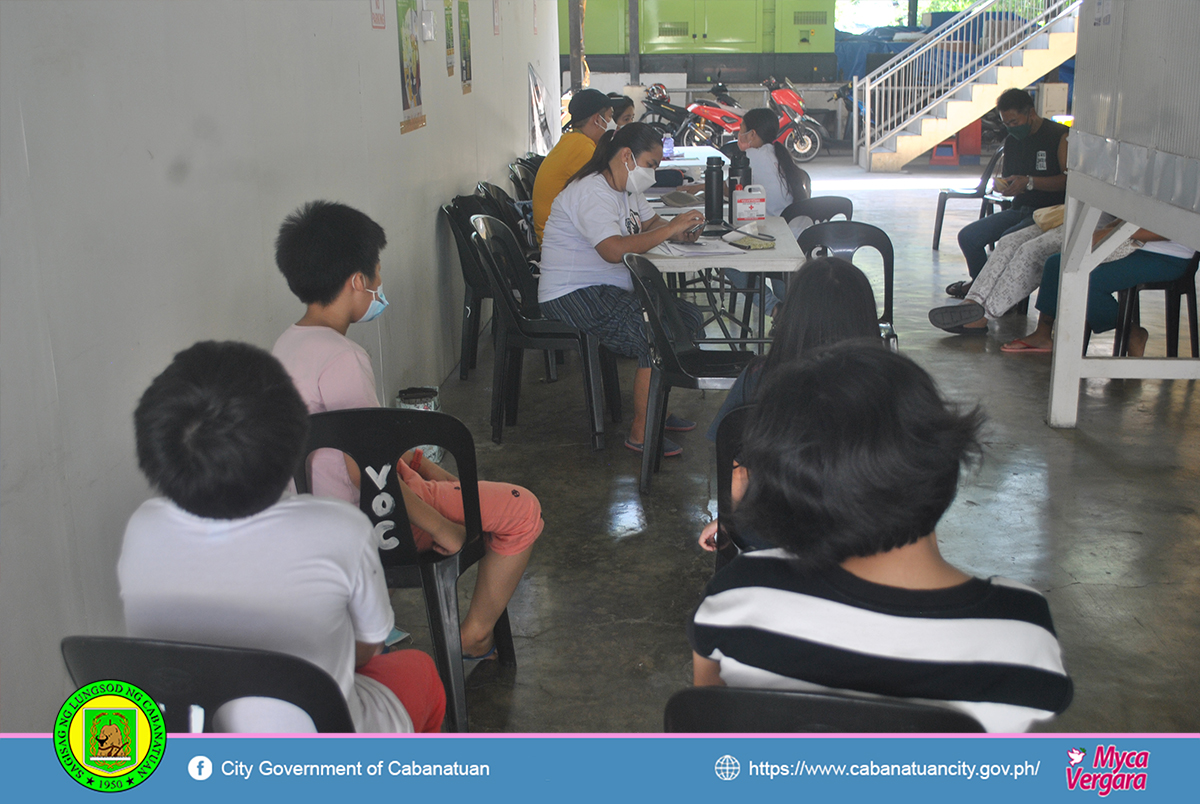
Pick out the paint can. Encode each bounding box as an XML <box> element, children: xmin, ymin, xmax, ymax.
<box><xmin>394</xmin><ymin>386</ymin><xmax>444</xmax><ymax>464</ymax></box>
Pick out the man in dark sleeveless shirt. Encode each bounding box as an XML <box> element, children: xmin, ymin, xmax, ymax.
<box><xmin>951</xmin><ymin>88</ymin><xmax>1070</xmax><ymax>295</ymax></box>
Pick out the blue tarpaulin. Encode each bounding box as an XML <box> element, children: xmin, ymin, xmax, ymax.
<box><xmin>835</xmin><ymin>29</ymin><xmax>914</xmax><ymax>81</ymax></box>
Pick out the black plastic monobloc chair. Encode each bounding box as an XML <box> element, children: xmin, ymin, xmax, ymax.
<box><xmin>446</xmin><ymin>197</ymin><xmax>559</xmax><ymax>384</ymax></box>
<box><xmin>932</xmin><ymin>144</ymin><xmax>1006</xmax><ymax>250</ymax></box>
<box><xmin>476</xmin><ymin>181</ymin><xmax>538</xmax><ymax>261</ymax></box>
<box><xmin>1091</xmin><ymin>250</ymin><xmax>1200</xmax><ymax>357</ymax></box>
<box><xmin>781</xmin><ymin>195</ymin><xmax>853</xmax><ymax>225</ymax></box>
<box><xmin>713</xmin><ymin>404</ymin><xmax>754</xmax><ymax>574</ymax></box>
<box><xmin>442</xmin><ymin>196</ymin><xmax>496</xmax><ymax>380</ymax></box>
<box><xmin>625</xmin><ymin>253</ymin><xmax>755</xmax><ymax>492</ymax></box>
<box><xmin>295</xmin><ymin>407</ymin><xmax>515</xmax><ymax>733</ymax></box>
<box><xmin>471</xmin><ymin>214</ymin><xmax>621</xmax><ymax>450</ymax></box>
<box><xmin>722</xmin><ymin>194</ymin><xmax>853</xmax><ymax>330</ymax></box>
<box><xmin>797</xmin><ymin>220</ymin><xmax>897</xmax><ymax>349</ymax></box>
<box><xmin>61</xmin><ymin>636</ymin><xmax>355</xmax><ymax>733</ymax></box>
<box><xmin>509</xmin><ymin>162</ymin><xmax>535</xmax><ymax>202</ymax></box>
<box><xmin>664</xmin><ymin>687</ymin><xmax>986</xmax><ymax>733</ymax></box>
<box><xmin>793</xmin><ymin>167</ymin><xmax>813</xmax><ymax>203</ymax></box>
<box><xmin>516</xmin><ymin>154</ymin><xmax>544</xmax><ymax>174</ymax></box>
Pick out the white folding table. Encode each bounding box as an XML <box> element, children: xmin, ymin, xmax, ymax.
<box><xmin>643</xmin><ymin>216</ymin><xmax>805</xmax><ymax>351</ymax></box>
<box><xmin>657</xmin><ymin>145</ymin><xmax>729</xmax><ymax>170</ymax></box>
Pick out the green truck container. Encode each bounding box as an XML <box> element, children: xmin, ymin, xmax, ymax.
<box><xmin>641</xmin><ymin>0</ymin><xmax>763</xmax><ymax>54</ymax></box>
<box><xmin>558</xmin><ymin>0</ymin><xmax>838</xmax><ymax>83</ymax></box>
<box><xmin>773</xmin><ymin>0</ymin><xmax>836</xmax><ymax>54</ymax></box>
<box><xmin>558</xmin><ymin>0</ymin><xmax>629</xmax><ymax>55</ymax></box>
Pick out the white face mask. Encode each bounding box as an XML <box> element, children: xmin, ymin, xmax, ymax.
<box><xmin>604</xmin><ymin>116</ymin><xmax>618</xmax><ymax>133</ymax></box>
<box><xmin>625</xmin><ymin>157</ymin><xmax>656</xmax><ymax>194</ymax></box>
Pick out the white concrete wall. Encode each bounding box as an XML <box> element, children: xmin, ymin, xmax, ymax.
<box><xmin>0</xmin><ymin>0</ymin><xmax>559</xmax><ymax>731</ymax></box>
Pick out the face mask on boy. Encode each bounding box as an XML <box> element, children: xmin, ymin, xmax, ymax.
<box><xmin>358</xmin><ymin>285</ymin><xmax>389</xmax><ymax>323</ymax></box>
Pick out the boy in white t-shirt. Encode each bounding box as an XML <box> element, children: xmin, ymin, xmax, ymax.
<box><xmin>271</xmin><ymin>201</ymin><xmax>541</xmax><ymax>660</ymax></box>
<box><xmin>118</xmin><ymin>341</ymin><xmax>445</xmax><ymax>732</ymax></box>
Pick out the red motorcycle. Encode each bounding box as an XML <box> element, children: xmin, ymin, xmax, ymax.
<box><xmin>763</xmin><ymin>76</ymin><xmax>826</xmax><ymax>163</ymax></box>
<box><xmin>683</xmin><ymin>87</ymin><xmax>743</xmax><ymax>147</ymax></box>
<box><xmin>680</xmin><ymin>75</ymin><xmax>825</xmax><ymax>163</ymax></box>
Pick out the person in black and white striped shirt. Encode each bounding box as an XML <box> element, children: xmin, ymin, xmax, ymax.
<box><xmin>689</xmin><ymin>343</ymin><xmax>1072</xmax><ymax>732</ymax></box>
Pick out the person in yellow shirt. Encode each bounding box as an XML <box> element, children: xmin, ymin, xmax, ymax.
<box><xmin>532</xmin><ymin>89</ymin><xmax>614</xmax><ymax>243</ymax></box>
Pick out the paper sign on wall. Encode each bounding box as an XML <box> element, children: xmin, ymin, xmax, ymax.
<box><xmin>460</xmin><ymin>1</ymin><xmax>472</xmax><ymax>94</ymax></box>
<box><xmin>397</xmin><ymin>0</ymin><xmax>426</xmax><ymax>133</ymax></box>
<box><xmin>371</xmin><ymin>0</ymin><xmax>386</xmax><ymax>29</ymax></box>
<box><xmin>493</xmin><ymin>0</ymin><xmax>500</xmax><ymax>35</ymax></box>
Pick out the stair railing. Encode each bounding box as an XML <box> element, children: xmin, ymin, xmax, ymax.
<box><xmin>853</xmin><ymin>0</ymin><xmax>1081</xmax><ymax>165</ymax></box>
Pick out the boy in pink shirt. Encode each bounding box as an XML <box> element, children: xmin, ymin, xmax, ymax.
<box><xmin>272</xmin><ymin>201</ymin><xmax>542</xmax><ymax>660</ymax></box>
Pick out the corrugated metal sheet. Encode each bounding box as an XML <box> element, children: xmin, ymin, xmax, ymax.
<box><xmin>1072</xmin><ymin>0</ymin><xmax>1200</xmax><ymax>215</ymax></box>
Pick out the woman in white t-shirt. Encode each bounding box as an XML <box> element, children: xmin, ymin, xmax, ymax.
<box><xmin>726</xmin><ymin>108</ymin><xmax>813</xmax><ymax>317</ymax></box>
<box><xmin>539</xmin><ymin>122</ymin><xmax>708</xmax><ymax>458</ymax></box>
<box><xmin>739</xmin><ymin>108</ymin><xmax>810</xmax><ymax>217</ymax></box>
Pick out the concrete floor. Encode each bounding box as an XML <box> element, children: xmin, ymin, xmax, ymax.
<box><xmin>392</xmin><ymin>156</ymin><xmax>1200</xmax><ymax>733</ymax></box>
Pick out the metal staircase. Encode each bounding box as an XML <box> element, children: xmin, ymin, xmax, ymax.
<box><xmin>853</xmin><ymin>0</ymin><xmax>1081</xmax><ymax>172</ymax></box>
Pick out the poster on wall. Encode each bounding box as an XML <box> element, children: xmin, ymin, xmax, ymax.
<box><xmin>397</xmin><ymin>0</ymin><xmax>426</xmax><ymax>133</ymax></box>
<box><xmin>493</xmin><ymin>0</ymin><xmax>500</xmax><ymax>35</ymax></box>
<box><xmin>444</xmin><ymin>0</ymin><xmax>454</xmax><ymax>75</ymax></box>
<box><xmin>528</xmin><ymin>64</ymin><xmax>553</xmax><ymax>155</ymax></box>
<box><xmin>459</xmin><ymin>1</ymin><xmax>472</xmax><ymax>94</ymax></box>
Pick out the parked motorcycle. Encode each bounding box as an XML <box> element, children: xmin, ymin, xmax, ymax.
<box><xmin>832</xmin><ymin>82</ymin><xmax>861</xmax><ymax>143</ymax></box>
<box><xmin>980</xmin><ymin>109</ymin><xmax>1007</xmax><ymax>150</ymax></box>
<box><xmin>686</xmin><ymin>74</ymin><xmax>825</xmax><ymax>162</ymax></box>
<box><xmin>637</xmin><ymin>82</ymin><xmax>735</xmax><ymax>148</ymax></box>
<box><xmin>683</xmin><ymin>88</ymin><xmax>743</xmax><ymax>148</ymax></box>
<box><xmin>639</xmin><ymin>78</ymin><xmax>824</xmax><ymax>162</ymax></box>
<box><xmin>639</xmin><ymin>83</ymin><xmax>692</xmax><ymax>137</ymax></box>
<box><xmin>762</xmin><ymin>76</ymin><xmax>827</xmax><ymax>162</ymax></box>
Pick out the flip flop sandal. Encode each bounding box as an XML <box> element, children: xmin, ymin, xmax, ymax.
<box><xmin>624</xmin><ymin>437</ymin><xmax>684</xmax><ymax>457</ymax></box>
<box><xmin>945</xmin><ymin>280</ymin><xmax>974</xmax><ymax>298</ymax></box>
<box><xmin>1001</xmin><ymin>338</ymin><xmax>1052</xmax><ymax>353</ymax></box>
<box><xmin>664</xmin><ymin>414</ymin><xmax>696</xmax><ymax>432</ymax></box>
<box><xmin>929</xmin><ymin>303</ymin><xmax>986</xmax><ymax>331</ymax></box>
<box><xmin>463</xmin><ymin>645</ymin><xmax>497</xmax><ymax>662</ymax></box>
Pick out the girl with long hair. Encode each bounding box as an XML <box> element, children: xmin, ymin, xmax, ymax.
<box><xmin>738</xmin><ymin>107</ymin><xmax>809</xmax><ymax>214</ymax></box>
<box><xmin>725</xmin><ymin>108</ymin><xmax>813</xmax><ymax>317</ymax></box>
<box><xmin>700</xmin><ymin>257</ymin><xmax>883</xmax><ymax>555</ymax></box>
<box><xmin>705</xmin><ymin>256</ymin><xmax>881</xmax><ymax>442</ymax></box>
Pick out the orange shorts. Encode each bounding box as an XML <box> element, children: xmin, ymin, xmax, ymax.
<box><xmin>397</xmin><ymin>459</ymin><xmax>543</xmax><ymax>556</ymax></box>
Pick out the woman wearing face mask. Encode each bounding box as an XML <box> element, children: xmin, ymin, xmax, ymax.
<box><xmin>540</xmin><ymin>122</ymin><xmax>708</xmax><ymax>458</ymax></box>
<box><xmin>532</xmin><ymin>89</ymin><xmax>616</xmax><ymax>244</ymax></box>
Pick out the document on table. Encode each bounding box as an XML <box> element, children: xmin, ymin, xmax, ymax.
<box><xmin>651</xmin><ymin>240</ymin><xmax>747</xmax><ymax>257</ymax></box>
